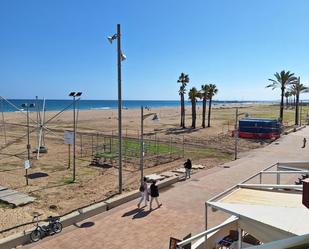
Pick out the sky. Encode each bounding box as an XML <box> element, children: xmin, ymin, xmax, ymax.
<box><xmin>0</xmin><ymin>0</ymin><xmax>309</xmax><ymax>101</ymax></box>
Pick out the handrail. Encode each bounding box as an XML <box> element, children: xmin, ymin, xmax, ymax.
<box><xmin>238</xmin><ymin>184</ymin><xmax>302</xmax><ymax>189</ymax></box>
<box><xmin>207</xmin><ymin>163</ymin><xmax>278</xmax><ymax>203</ymax></box>
<box><xmin>277</xmin><ymin>165</ymin><xmax>306</xmax><ymax>171</ymax></box>
<box><xmin>260</xmin><ymin>170</ymin><xmax>309</xmax><ymax>174</ymax></box>
<box><xmin>176</xmin><ymin>216</ymin><xmax>239</xmax><ymax>249</ymax></box>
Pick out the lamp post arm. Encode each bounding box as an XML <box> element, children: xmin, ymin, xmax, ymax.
<box><xmin>142</xmin><ymin>112</ymin><xmax>157</xmax><ymax>120</ymax></box>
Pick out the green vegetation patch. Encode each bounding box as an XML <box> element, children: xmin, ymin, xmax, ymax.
<box><xmin>63</xmin><ymin>177</ymin><xmax>75</xmax><ymax>184</ymax></box>
<box><xmin>98</xmin><ymin>138</ymin><xmax>181</xmax><ymax>156</ymax></box>
<box><xmin>186</xmin><ymin>147</ymin><xmax>232</xmax><ymax>161</ymax></box>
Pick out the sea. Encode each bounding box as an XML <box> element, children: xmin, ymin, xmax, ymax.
<box><xmin>0</xmin><ymin>99</ymin><xmax>276</xmax><ymax>113</ymax></box>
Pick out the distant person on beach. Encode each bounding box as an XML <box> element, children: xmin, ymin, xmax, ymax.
<box><xmin>302</xmin><ymin>137</ymin><xmax>307</xmax><ymax>148</ymax></box>
<box><xmin>137</xmin><ymin>177</ymin><xmax>149</xmax><ymax>208</ymax></box>
<box><xmin>150</xmin><ymin>180</ymin><xmax>161</xmax><ymax>210</ymax></box>
<box><xmin>184</xmin><ymin>159</ymin><xmax>192</xmax><ymax>180</ymax></box>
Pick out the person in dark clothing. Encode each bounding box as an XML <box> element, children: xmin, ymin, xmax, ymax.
<box><xmin>184</xmin><ymin>159</ymin><xmax>192</xmax><ymax>180</ymax></box>
<box><xmin>302</xmin><ymin>137</ymin><xmax>307</xmax><ymax>148</ymax></box>
<box><xmin>150</xmin><ymin>180</ymin><xmax>161</xmax><ymax>210</ymax></box>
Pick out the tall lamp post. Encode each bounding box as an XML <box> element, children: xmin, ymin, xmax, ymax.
<box><xmin>108</xmin><ymin>24</ymin><xmax>126</xmax><ymax>194</ymax></box>
<box><xmin>300</xmin><ymin>100</ymin><xmax>303</xmax><ymax>126</ymax></box>
<box><xmin>234</xmin><ymin>107</ymin><xmax>248</xmax><ymax>160</ymax></box>
<box><xmin>22</xmin><ymin>103</ymin><xmax>35</xmax><ymax>185</ymax></box>
<box><xmin>140</xmin><ymin>106</ymin><xmax>159</xmax><ymax>183</ymax></box>
<box><xmin>69</xmin><ymin>92</ymin><xmax>82</xmax><ymax>182</ymax></box>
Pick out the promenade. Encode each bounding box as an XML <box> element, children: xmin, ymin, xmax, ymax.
<box><xmin>23</xmin><ymin>127</ymin><xmax>309</xmax><ymax>249</ymax></box>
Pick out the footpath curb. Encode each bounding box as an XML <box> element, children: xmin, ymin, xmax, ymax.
<box><xmin>0</xmin><ymin>175</ymin><xmax>180</xmax><ymax>249</ymax></box>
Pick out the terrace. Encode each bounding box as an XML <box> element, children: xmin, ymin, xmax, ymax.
<box><xmin>177</xmin><ymin>161</ymin><xmax>309</xmax><ymax>249</ymax></box>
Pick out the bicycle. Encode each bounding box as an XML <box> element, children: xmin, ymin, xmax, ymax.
<box><xmin>30</xmin><ymin>212</ymin><xmax>63</xmax><ymax>242</ymax></box>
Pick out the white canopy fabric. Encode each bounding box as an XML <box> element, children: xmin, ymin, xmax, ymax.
<box><xmin>246</xmin><ymin>233</ymin><xmax>309</xmax><ymax>249</ymax></box>
<box><xmin>208</xmin><ymin>188</ymin><xmax>309</xmax><ymax>242</ymax></box>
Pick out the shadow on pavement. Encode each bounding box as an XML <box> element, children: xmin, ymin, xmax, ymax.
<box><xmin>132</xmin><ymin>209</ymin><xmax>151</xmax><ymax>219</ymax></box>
<box><xmin>122</xmin><ymin>207</ymin><xmax>142</xmax><ymax>217</ymax></box>
<box><xmin>74</xmin><ymin>221</ymin><xmax>95</xmax><ymax>228</ymax></box>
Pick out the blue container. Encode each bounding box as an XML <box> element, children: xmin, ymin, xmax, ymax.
<box><xmin>239</xmin><ymin>118</ymin><xmax>281</xmax><ymax>134</ymax></box>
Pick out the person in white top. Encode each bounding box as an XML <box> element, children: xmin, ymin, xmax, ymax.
<box><xmin>137</xmin><ymin>177</ymin><xmax>149</xmax><ymax>208</ymax></box>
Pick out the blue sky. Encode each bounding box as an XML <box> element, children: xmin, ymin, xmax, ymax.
<box><xmin>0</xmin><ymin>0</ymin><xmax>309</xmax><ymax>100</ymax></box>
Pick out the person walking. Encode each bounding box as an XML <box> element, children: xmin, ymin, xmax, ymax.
<box><xmin>184</xmin><ymin>159</ymin><xmax>192</xmax><ymax>180</ymax></box>
<box><xmin>150</xmin><ymin>180</ymin><xmax>161</xmax><ymax>210</ymax></box>
<box><xmin>137</xmin><ymin>177</ymin><xmax>149</xmax><ymax>208</ymax></box>
<box><xmin>302</xmin><ymin>137</ymin><xmax>307</xmax><ymax>148</ymax></box>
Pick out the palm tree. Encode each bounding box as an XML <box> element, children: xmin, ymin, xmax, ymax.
<box><xmin>177</xmin><ymin>73</ymin><xmax>189</xmax><ymax>128</ymax></box>
<box><xmin>284</xmin><ymin>91</ymin><xmax>291</xmax><ymax>109</ymax></box>
<box><xmin>207</xmin><ymin>84</ymin><xmax>218</xmax><ymax>127</ymax></box>
<box><xmin>290</xmin><ymin>77</ymin><xmax>309</xmax><ymax>125</ymax></box>
<box><xmin>201</xmin><ymin>84</ymin><xmax>210</xmax><ymax>128</ymax></box>
<box><xmin>266</xmin><ymin>70</ymin><xmax>297</xmax><ymax>122</ymax></box>
<box><xmin>188</xmin><ymin>87</ymin><xmax>201</xmax><ymax>129</ymax></box>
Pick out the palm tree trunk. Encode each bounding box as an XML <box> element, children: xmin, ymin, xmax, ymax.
<box><xmin>285</xmin><ymin>97</ymin><xmax>288</xmax><ymax>109</ymax></box>
<box><xmin>202</xmin><ymin>98</ymin><xmax>206</xmax><ymax>128</ymax></box>
<box><xmin>280</xmin><ymin>88</ymin><xmax>284</xmax><ymax>122</ymax></box>
<box><xmin>192</xmin><ymin>100</ymin><xmax>196</xmax><ymax>128</ymax></box>
<box><xmin>295</xmin><ymin>94</ymin><xmax>300</xmax><ymax>125</ymax></box>
<box><xmin>207</xmin><ymin>97</ymin><xmax>212</xmax><ymax>127</ymax></box>
<box><xmin>180</xmin><ymin>94</ymin><xmax>184</xmax><ymax>128</ymax></box>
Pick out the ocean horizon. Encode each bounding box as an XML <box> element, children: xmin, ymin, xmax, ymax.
<box><xmin>0</xmin><ymin>99</ymin><xmax>277</xmax><ymax>113</ymax></box>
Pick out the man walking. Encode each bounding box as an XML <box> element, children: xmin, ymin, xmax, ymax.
<box><xmin>184</xmin><ymin>159</ymin><xmax>192</xmax><ymax>180</ymax></box>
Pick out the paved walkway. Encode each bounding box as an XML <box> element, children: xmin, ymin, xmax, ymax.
<box><xmin>23</xmin><ymin>128</ymin><xmax>309</xmax><ymax>249</ymax></box>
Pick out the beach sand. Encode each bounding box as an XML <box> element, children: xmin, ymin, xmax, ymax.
<box><xmin>0</xmin><ymin>103</ymin><xmax>290</xmax><ymax>237</ymax></box>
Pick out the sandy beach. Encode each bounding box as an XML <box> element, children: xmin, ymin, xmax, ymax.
<box><xmin>0</xmin><ymin>103</ymin><xmax>298</xmax><ymax>237</ymax></box>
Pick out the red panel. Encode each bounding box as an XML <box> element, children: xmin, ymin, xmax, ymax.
<box><xmin>238</xmin><ymin>132</ymin><xmax>280</xmax><ymax>139</ymax></box>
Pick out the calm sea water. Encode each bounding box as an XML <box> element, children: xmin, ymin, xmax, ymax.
<box><xmin>0</xmin><ymin>99</ymin><xmax>275</xmax><ymax>112</ymax></box>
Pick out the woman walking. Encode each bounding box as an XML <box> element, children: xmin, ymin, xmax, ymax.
<box><xmin>137</xmin><ymin>177</ymin><xmax>149</xmax><ymax>208</ymax></box>
<box><xmin>150</xmin><ymin>180</ymin><xmax>162</xmax><ymax>210</ymax></box>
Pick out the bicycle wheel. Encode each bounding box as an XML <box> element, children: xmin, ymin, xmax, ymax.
<box><xmin>30</xmin><ymin>229</ymin><xmax>41</xmax><ymax>242</ymax></box>
<box><xmin>52</xmin><ymin>222</ymin><xmax>62</xmax><ymax>233</ymax></box>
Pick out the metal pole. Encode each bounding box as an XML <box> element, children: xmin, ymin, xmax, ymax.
<box><xmin>259</xmin><ymin>172</ymin><xmax>262</xmax><ymax>184</ymax></box>
<box><xmin>300</xmin><ymin>100</ymin><xmax>303</xmax><ymax>126</ymax></box>
<box><xmin>117</xmin><ymin>23</ymin><xmax>123</xmax><ymax>194</ymax></box>
<box><xmin>234</xmin><ymin>107</ymin><xmax>238</xmax><ymax>160</ymax></box>
<box><xmin>204</xmin><ymin>203</ymin><xmax>208</xmax><ymax>249</ymax></box>
<box><xmin>276</xmin><ymin>164</ymin><xmax>280</xmax><ymax>185</ymax></box>
<box><xmin>1</xmin><ymin>99</ymin><xmax>6</xmax><ymax>144</ymax></box>
<box><xmin>68</xmin><ymin>144</ymin><xmax>71</xmax><ymax>168</ymax></box>
<box><xmin>238</xmin><ymin>227</ymin><xmax>242</xmax><ymax>249</ymax></box>
<box><xmin>182</xmin><ymin>135</ymin><xmax>185</xmax><ymax>158</ymax></box>
<box><xmin>26</xmin><ymin>105</ymin><xmax>30</xmax><ymax>185</ymax></box>
<box><xmin>36</xmin><ymin>96</ymin><xmax>40</xmax><ymax>150</ymax></box>
<box><xmin>73</xmin><ymin>96</ymin><xmax>76</xmax><ymax>182</ymax></box>
<box><xmin>140</xmin><ymin>106</ymin><xmax>144</xmax><ymax>184</ymax></box>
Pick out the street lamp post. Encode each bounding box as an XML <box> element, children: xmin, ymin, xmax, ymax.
<box><xmin>140</xmin><ymin>106</ymin><xmax>144</xmax><ymax>184</ymax></box>
<box><xmin>108</xmin><ymin>24</ymin><xmax>126</xmax><ymax>194</ymax></box>
<box><xmin>22</xmin><ymin>103</ymin><xmax>35</xmax><ymax>185</ymax></box>
<box><xmin>69</xmin><ymin>92</ymin><xmax>82</xmax><ymax>182</ymax></box>
<box><xmin>140</xmin><ymin>106</ymin><xmax>159</xmax><ymax>183</ymax></box>
<box><xmin>300</xmin><ymin>100</ymin><xmax>303</xmax><ymax>126</ymax></box>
